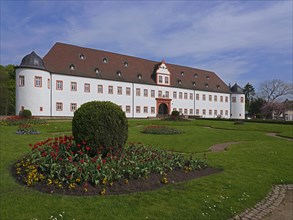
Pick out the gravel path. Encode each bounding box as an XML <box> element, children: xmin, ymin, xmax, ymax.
<box><xmin>229</xmin><ymin>185</ymin><xmax>293</xmax><ymax>220</ymax></box>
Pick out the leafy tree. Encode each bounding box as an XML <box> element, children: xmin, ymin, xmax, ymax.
<box><xmin>260</xmin><ymin>79</ymin><xmax>292</xmax><ymax>102</ymax></box>
<box><xmin>243</xmin><ymin>83</ymin><xmax>255</xmax><ymax>112</ymax></box>
<box><xmin>0</xmin><ymin>65</ymin><xmax>16</xmax><ymax>115</ymax></box>
<box><xmin>249</xmin><ymin>97</ymin><xmax>266</xmax><ymax>118</ymax></box>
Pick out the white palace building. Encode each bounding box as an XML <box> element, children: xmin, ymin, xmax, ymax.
<box><xmin>16</xmin><ymin>42</ymin><xmax>245</xmax><ymax>119</ymax></box>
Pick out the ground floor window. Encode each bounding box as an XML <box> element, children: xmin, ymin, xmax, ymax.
<box><xmin>70</xmin><ymin>103</ymin><xmax>77</xmax><ymax>112</ymax></box>
<box><xmin>56</xmin><ymin>102</ymin><xmax>63</xmax><ymax>111</ymax></box>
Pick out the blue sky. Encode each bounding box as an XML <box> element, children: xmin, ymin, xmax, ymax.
<box><xmin>1</xmin><ymin>0</ymin><xmax>292</xmax><ymax>91</ymax></box>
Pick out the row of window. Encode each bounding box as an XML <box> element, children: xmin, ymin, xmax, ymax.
<box><xmin>172</xmin><ymin>108</ymin><xmax>229</xmax><ymax>116</ymax></box>
<box><xmin>19</xmin><ymin>76</ymin><xmax>244</xmax><ymax>103</ymax></box>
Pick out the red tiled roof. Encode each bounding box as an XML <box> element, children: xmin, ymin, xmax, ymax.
<box><xmin>43</xmin><ymin>42</ymin><xmax>231</xmax><ymax>93</ymax></box>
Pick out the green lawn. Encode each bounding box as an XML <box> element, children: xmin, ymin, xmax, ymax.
<box><xmin>1</xmin><ymin>119</ymin><xmax>292</xmax><ymax>220</ymax></box>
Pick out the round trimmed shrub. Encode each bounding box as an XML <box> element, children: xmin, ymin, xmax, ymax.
<box><xmin>171</xmin><ymin>110</ymin><xmax>179</xmax><ymax>117</ymax></box>
<box><xmin>72</xmin><ymin>101</ymin><xmax>128</xmax><ymax>156</ymax></box>
<box><xmin>20</xmin><ymin>109</ymin><xmax>32</xmax><ymax>119</ymax></box>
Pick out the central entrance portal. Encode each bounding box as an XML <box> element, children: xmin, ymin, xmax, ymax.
<box><xmin>158</xmin><ymin>103</ymin><xmax>168</xmax><ymax>115</ymax></box>
<box><xmin>156</xmin><ymin>98</ymin><xmax>172</xmax><ymax>116</ymax></box>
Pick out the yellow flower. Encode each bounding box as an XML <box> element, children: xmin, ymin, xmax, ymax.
<box><xmin>84</xmin><ymin>188</ymin><xmax>88</xmax><ymax>192</ymax></box>
<box><xmin>47</xmin><ymin>179</ymin><xmax>52</xmax><ymax>185</ymax></box>
<box><xmin>100</xmin><ymin>188</ymin><xmax>106</xmax><ymax>195</ymax></box>
<box><xmin>109</xmin><ymin>182</ymin><xmax>113</xmax><ymax>187</ymax></box>
<box><xmin>102</xmin><ymin>178</ymin><xmax>107</xmax><ymax>185</ymax></box>
<box><xmin>75</xmin><ymin>178</ymin><xmax>81</xmax><ymax>183</ymax></box>
<box><xmin>124</xmin><ymin>179</ymin><xmax>129</xmax><ymax>184</ymax></box>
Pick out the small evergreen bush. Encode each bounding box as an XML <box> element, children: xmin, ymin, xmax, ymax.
<box><xmin>20</xmin><ymin>109</ymin><xmax>32</xmax><ymax>119</ymax></box>
<box><xmin>72</xmin><ymin>101</ymin><xmax>128</xmax><ymax>156</ymax></box>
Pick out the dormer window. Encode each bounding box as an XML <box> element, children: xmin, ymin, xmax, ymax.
<box><xmin>217</xmin><ymin>85</ymin><xmax>220</xmax><ymax>89</ymax></box>
<box><xmin>192</xmin><ymin>82</ymin><xmax>196</xmax><ymax>86</ymax></box>
<box><xmin>79</xmin><ymin>54</ymin><xmax>85</xmax><ymax>60</ymax></box>
<box><xmin>95</xmin><ymin>68</ymin><xmax>99</xmax><ymax>74</ymax></box>
<box><xmin>117</xmin><ymin>71</ymin><xmax>122</xmax><ymax>77</ymax></box>
<box><xmin>137</xmin><ymin>74</ymin><xmax>142</xmax><ymax>79</ymax></box>
<box><xmin>194</xmin><ymin>73</ymin><xmax>198</xmax><ymax>78</ymax></box>
<box><xmin>206</xmin><ymin>76</ymin><xmax>210</xmax><ymax>80</ymax></box>
<box><xmin>181</xmin><ymin>71</ymin><xmax>184</xmax><ymax>76</ymax></box>
<box><xmin>69</xmin><ymin>64</ymin><xmax>75</xmax><ymax>70</ymax></box>
<box><xmin>103</xmin><ymin>58</ymin><xmax>108</xmax><ymax>63</ymax></box>
<box><xmin>124</xmin><ymin>61</ymin><xmax>128</xmax><ymax>67</ymax></box>
<box><xmin>205</xmin><ymin>83</ymin><xmax>209</xmax><ymax>88</ymax></box>
<box><xmin>178</xmin><ymin>80</ymin><xmax>182</xmax><ymax>85</ymax></box>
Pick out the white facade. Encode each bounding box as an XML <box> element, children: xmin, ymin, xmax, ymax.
<box><xmin>16</xmin><ymin>71</ymin><xmax>244</xmax><ymax>119</ymax></box>
<box><xmin>15</xmin><ymin>48</ymin><xmax>245</xmax><ymax>119</ymax></box>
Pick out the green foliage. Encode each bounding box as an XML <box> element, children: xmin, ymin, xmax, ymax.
<box><xmin>1</xmin><ymin>119</ymin><xmax>293</xmax><ymax>220</ymax></box>
<box><xmin>72</xmin><ymin>101</ymin><xmax>128</xmax><ymax>156</ymax></box>
<box><xmin>142</xmin><ymin>125</ymin><xmax>183</xmax><ymax>135</ymax></box>
<box><xmin>20</xmin><ymin>109</ymin><xmax>32</xmax><ymax>119</ymax></box>
<box><xmin>0</xmin><ymin>65</ymin><xmax>16</xmax><ymax>115</ymax></box>
<box><xmin>171</xmin><ymin>110</ymin><xmax>179</xmax><ymax>117</ymax></box>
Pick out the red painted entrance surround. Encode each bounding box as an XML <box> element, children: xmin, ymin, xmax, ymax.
<box><xmin>156</xmin><ymin>98</ymin><xmax>172</xmax><ymax>115</ymax></box>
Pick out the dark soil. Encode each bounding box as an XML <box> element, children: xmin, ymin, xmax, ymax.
<box><xmin>12</xmin><ymin>165</ymin><xmax>221</xmax><ymax>196</ymax></box>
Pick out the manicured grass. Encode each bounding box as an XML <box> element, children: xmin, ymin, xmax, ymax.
<box><xmin>0</xmin><ymin>119</ymin><xmax>292</xmax><ymax>220</ymax></box>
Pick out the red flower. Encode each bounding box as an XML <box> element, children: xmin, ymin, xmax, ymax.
<box><xmin>97</xmin><ymin>164</ymin><xmax>101</xmax><ymax>170</ymax></box>
<box><xmin>86</xmin><ymin>146</ymin><xmax>90</xmax><ymax>151</ymax></box>
<box><xmin>68</xmin><ymin>156</ymin><xmax>72</xmax><ymax>161</ymax></box>
<box><xmin>41</xmin><ymin>151</ymin><xmax>47</xmax><ymax>157</ymax></box>
<box><xmin>80</xmin><ymin>159</ymin><xmax>84</xmax><ymax>164</ymax></box>
<box><xmin>102</xmin><ymin>159</ymin><xmax>106</xmax><ymax>164</ymax></box>
<box><xmin>59</xmin><ymin>157</ymin><xmax>63</xmax><ymax>161</ymax></box>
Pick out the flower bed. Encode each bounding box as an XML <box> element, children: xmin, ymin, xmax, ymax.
<box><xmin>0</xmin><ymin>116</ymin><xmax>46</xmax><ymax>126</ymax></box>
<box><xmin>142</xmin><ymin>125</ymin><xmax>183</xmax><ymax>135</ymax></box>
<box><xmin>16</xmin><ymin>124</ymin><xmax>40</xmax><ymax>135</ymax></box>
<box><xmin>13</xmin><ymin>136</ymin><xmax>208</xmax><ymax>195</ymax></box>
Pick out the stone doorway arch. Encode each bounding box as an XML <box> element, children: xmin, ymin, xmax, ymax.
<box><xmin>158</xmin><ymin>103</ymin><xmax>168</xmax><ymax>115</ymax></box>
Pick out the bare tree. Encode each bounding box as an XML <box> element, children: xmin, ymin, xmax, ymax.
<box><xmin>261</xmin><ymin>102</ymin><xmax>287</xmax><ymax>119</ymax></box>
<box><xmin>260</xmin><ymin>79</ymin><xmax>292</xmax><ymax>102</ymax></box>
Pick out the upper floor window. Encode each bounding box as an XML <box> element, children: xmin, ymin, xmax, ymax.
<box><xmin>196</xmin><ymin>94</ymin><xmax>199</xmax><ymax>100</ymax></box>
<box><xmin>126</xmin><ymin>87</ymin><xmax>131</xmax><ymax>96</ymax></box>
<box><xmin>84</xmin><ymin>83</ymin><xmax>90</xmax><ymax>93</ymax></box>
<box><xmin>184</xmin><ymin>93</ymin><xmax>188</xmax><ymax>100</ymax></box>
<box><xmin>35</xmin><ymin>76</ymin><xmax>42</xmax><ymax>87</ymax></box>
<box><xmin>143</xmin><ymin>89</ymin><xmax>148</xmax><ymax>97</ymax></box>
<box><xmin>47</xmin><ymin>79</ymin><xmax>50</xmax><ymax>89</ymax></box>
<box><xmin>98</xmin><ymin>85</ymin><xmax>103</xmax><ymax>94</ymax></box>
<box><xmin>179</xmin><ymin>92</ymin><xmax>183</xmax><ymax>99</ymax></box>
<box><xmin>214</xmin><ymin>95</ymin><xmax>217</xmax><ymax>102</ymax></box>
<box><xmin>151</xmin><ymin>90</ymin><xmax>155</xmax><ymax>98</ymax></box>
<box><xmin>240</xmin><ymin>97</ymin><xmax>244</xmax><ymax>103</ymax></box>
<box><xmin>108</xmin><ymin>85</ymin><xmax>113</xmax><ymax>94</ymax></box>
<box><xmin>56</xmin><ymin>80</ymin><xmax>63</xmax><ymax>90</ymax></box>
<box><xmin>71</xmin><ymin>82</ymin><xmax>77</xmax><ymax>91</ymax></box>
<box><xmin>124</xmin><ymin>61</ymin><xmax>128</xmax><ymax>67</ymax></box>
<box><xmin>225</xmin><ymin>96</ymin><xmax>229</xmax><ymax>102</ymax></box>
<box><xmin>232</xmin><ymin>97</ymin><xmax>236</xmax><ymax>103</ymax></box>
<box><xmin>220</xmin><ymin>96</ymin><xmax>223</xmax><ymax>102</ymax></box>
<box><xmin>117</xmin><ymin>86</ymin><xmax>122</xmax><ymax>95</ymax></box>
<box><xmin>209</xmin><ymin>95</ymin><xmax>212</xmax><ymax>101</ymax></box>
<box><xmin>173</xmin><ymin>91</ymin><xmax>177</xmax><ymax>99</ymax></box>
<box><xmin>19</xmin><ymin>75</ymin><xmax>25</xmax><ymax>87</ymax></box>
<box><xmin>165</xmin><ymin>91</ymin><xmax>169</xmax><ymax>98</ymax></box>
<box><xmin>189</xmin><ymin>93</ymin><xmax>193</xmax><ymax>100</ymax></box>
<box><xmin>158</xmin><ymin>90</ymin><xmax>162</xmax><ymax>97</ymax></box>
<box><xmin>136</xmin><ymin>88</ymin><xmax>141</xmax><ymax>96</ymax></box>
<box><xmin>159</xmin><ymin>76</ymin><xmax>163</xmax><ymax>83</ymax></box>
<box><xmin>165</xmin><ymin>76</ymin><xmax>169</xmax><ymax>84</ymax></box>
<box><xmin>202</xmin><ymin>94</ymin><xmax>206</xmax><ymax>101</ymax></box>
